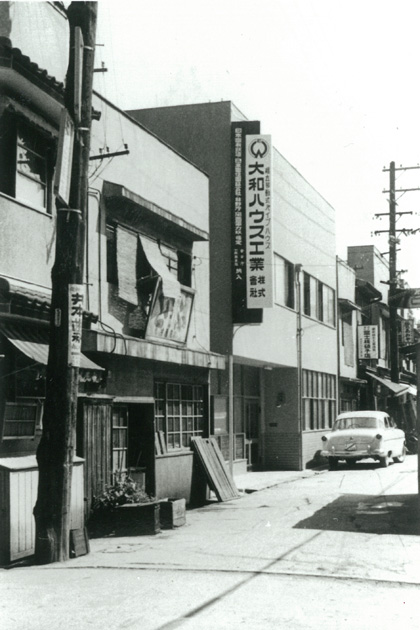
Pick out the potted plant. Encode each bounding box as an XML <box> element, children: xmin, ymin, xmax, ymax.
<box><xmin>89</xmin><ymin>476</ymin><xmax>160</xmax><ymax>537</ymax></box>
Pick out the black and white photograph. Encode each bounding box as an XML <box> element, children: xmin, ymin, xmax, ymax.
<box><xmin>1</xmin><ymin>1</ymin><xmax>420</xmax><ymax>628</ymax></box>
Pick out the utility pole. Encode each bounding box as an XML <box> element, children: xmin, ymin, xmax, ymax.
<box><xmin>377</xmin><ymin>162</ymin><xmax>420</xmax><ymax>384</ymax></box>
<box><xmin>388</xmin><ymin>162</ymin><xmax>399</xmax><ymax>383</ymax></box>
<box><xmin>34</xmin><ymin>2</ymin><xmax>98</xmax><ymax>564</ymax></box>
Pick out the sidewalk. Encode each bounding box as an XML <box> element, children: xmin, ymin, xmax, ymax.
<box><xmin>233</xmin><ymin>466</ymin><xmax>327</xmax><ymax>493</ymax></box>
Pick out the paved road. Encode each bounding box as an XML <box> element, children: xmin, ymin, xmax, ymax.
<box><xmin>2</xmin><ymin>456</ymin><xmax>420</xmax><ymax>630</ymax></box>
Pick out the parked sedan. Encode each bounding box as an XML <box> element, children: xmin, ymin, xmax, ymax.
<box><xmin>321</xmin><ymin>410</ymin><xmax>406</xmax><ymax>470</ymax></box>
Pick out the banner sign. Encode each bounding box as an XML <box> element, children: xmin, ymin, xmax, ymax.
<box><xmin>146</xmin><ymin>282</ymin><xmax>194</xmax><ymax>344</ymax></box>
<box><xmin>68</xmin><ymin>284</ymin><xmax>84</xmax><ymax>367</ymax></box>
<box><xmin>245</xmin><ymin>134</ymin><xmax>273</xmax><ymax>308</ymax></box>
<box><xmin>398</xmin><ymin>318</ymin><xmax>414</xmax><ymax>346</ymax></box>
<box><xmin>389</xmin><ymin>288</ymin><xmax>420</xmax><ymax>309</ymax></box>
<box><xmin>358</xmin><ymin>325</ymin><xmax>378</xmax><ymax>359</ymax></box>
<box><xmin>231</xmin><ymin>121</ymin><xmax>263</xmax><ymax>324</ymax></box>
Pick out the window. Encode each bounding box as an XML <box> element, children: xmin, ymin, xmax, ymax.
<box><xmin>303</xmin><ymin>272</ymin><xmax>318</xmax><ymax>318</ymax></box>
<box><xmin>159</xmin><ymin>243</ymin><xmax>178</xmax><ymax>277</ymax></box>
<box><xmin>106</xmin><ymin>224</ymin><xmax>118</xmax><ymax>284</ymax></box>
<box><xmin>177</xmin><ymin>250</ymin><xmax>192</xmax><ymax>287</ymax></box>
<box><xmin>274</xmin><ymin>254</ymin><xmax>295</xmax><ymax>308</ymax></box>
<box><xmin>303</xmin><ymin>273</ymin><xmax>335</xmax><ymax>326</ymax></box>
<box><xmin>341</xmin><ymin>311</ymin><xmax>354</xmax><ymax>367</ymax></box>
<box><xmin>16</xmin><ymin>125</ymin><xmax>48</xmax><ymax>209</ymax></box>
<box><xmin>154</xmin><ymin>382</ymin><xmax>205</xmax><ymax>450</ymax></box>
<box><xmin>0</xmin><ymin>117</ymin><xmax>53</xmax><ymax>212</ymax></box>
<box><xmin>2</xmin><ymin>402</ymin><xmax>37</xmax><ymax>439</ymax></box>
<box><xmin>112</xmin><ymin>406</ymin><xmax>128</xmax><ymax>477</ymax></box>
<box><xmin>302</xmin><ymin>370</ymin><xmax>336</xmax><ymax>431</ymax></box>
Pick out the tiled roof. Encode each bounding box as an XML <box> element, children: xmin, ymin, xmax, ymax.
<box><xmin>0</xmin><ymin>36</ymin><xmax>64</xmax><ymax>97</ymax></box>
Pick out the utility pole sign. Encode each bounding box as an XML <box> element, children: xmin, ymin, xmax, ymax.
<box><xmin>68</xmin><ymin>285</ymin><xmax>84</xmax><ymax>366</ymax></box>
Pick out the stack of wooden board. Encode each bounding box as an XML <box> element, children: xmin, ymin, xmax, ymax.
<box><xmin>191</xmin><ymin>437</ymin><xmax>241</xmax><ymax>502</ymax></box>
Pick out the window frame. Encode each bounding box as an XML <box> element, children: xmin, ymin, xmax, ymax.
<box><xmin>14</xmin><ymin>121</ymin><xmax>53</xmax><ymax>214</ymax></box>
<box><xmin>1</xmin><ymin>402</ymin><xmax>38</xmax><ymax>440</ymax></box>
<box><xmin>154</xmin><ymin>381</ymin><xmax>205</xmax><ymax>451</ymax></box>
<box><xmin>302</xmin><ymin>370</ymin><xmax>336</xmax><ymax>431</ymax></box>
<box><xmin>274</xmin><ymin>254</ymin><xmax>295</xmax><ymax>309</ymax></box>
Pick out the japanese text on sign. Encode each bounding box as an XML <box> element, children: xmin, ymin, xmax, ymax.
<box><xmin>68</xmin><ymin>284</ymin><xmax>84</xmax><ymax>367</ymax></box>
<box><xmin>358</xmin><ymin>325</ymin><xmax>378</xmax><ymax>360</ymax></box>
<box><xmin>245</xmin><ymin>135</ymin><xmax>273</xmax><ymax>308</ymax></box>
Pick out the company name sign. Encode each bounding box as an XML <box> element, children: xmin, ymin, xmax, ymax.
<box><xmin>245</xmin><ymin>135</ymin><xmax>273</xmax><ymax>309</ymax></box>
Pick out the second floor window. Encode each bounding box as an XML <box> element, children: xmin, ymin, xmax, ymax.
<box><xmin>303</xmin><ymin>272</ymin><xmax>335</xmax><ymax>327</ymax></box>
<box><xmin>16</xmin><ymin>126</ymin><xmax>48</xmax><ymax>210</ymax></box>
<box><xmin>274</xmin><ymin>254</ymin><xmax>295</xmax><ymax>309</ymax></box>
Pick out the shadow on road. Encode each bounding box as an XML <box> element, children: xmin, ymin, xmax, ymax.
<box><xmin>294</xmin><ymin>493</ymin><xmax>420</xmax><ymax>535</ymax></box>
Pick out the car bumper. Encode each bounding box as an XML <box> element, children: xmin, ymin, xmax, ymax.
<box><xmin>321</xmin><ymin>448</ymin><xmax>386</xmax><ymax>459</ymax></box>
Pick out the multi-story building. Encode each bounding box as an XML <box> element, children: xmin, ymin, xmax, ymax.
<box><xmin>129</xmin><ymin>101</ymin><xmax>338</xmax><ymax>471</ymax></box>
<box><xmin>0</xmin><ymin>4</ymin><xmax>224</xmax><ymax>516</ymax></box>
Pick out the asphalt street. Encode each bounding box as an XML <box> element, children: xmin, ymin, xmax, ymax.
<box><xmin>1</xmin><ymin>456</ymin><xmax>420</xmax><ymax>630</ymax></box>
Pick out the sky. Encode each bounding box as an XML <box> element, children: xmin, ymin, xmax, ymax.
<box><xmin>93</xmin><ymin>0</ymin><xmax>420</xmax><ymax>288</ymax></box>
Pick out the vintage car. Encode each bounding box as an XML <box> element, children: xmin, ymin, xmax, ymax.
<box><xmin>321</xmin><ymin>410</ymin><xmax>406</xmax><ymax>470</ymax></box>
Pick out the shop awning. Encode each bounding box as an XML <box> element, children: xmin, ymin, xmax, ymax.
<box><xmin>1</xmin><ymin>324</ymin><xmax>104</xmax><ymax>371</ymax></box>
<box><xmin>338</xmin><ymin>298</ymin><xmax>361</xmax><ymax>312</ymax></box>
<box><xmin>367</xmin><ymin>372</ymin><xmax>411</xmax><ymax>396</ymax></box>
<box><xmin>394</xmin><ymin>384</ymin><xmax>417</xmax><ymax>398</ymax></box>
<box><xmin>139</xmin><ymin>234</ymin><xmax>181</xmax><ymax>299</ymax></box>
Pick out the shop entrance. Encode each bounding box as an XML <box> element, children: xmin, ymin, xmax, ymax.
<box><xmin>245</xmin><ymin>398</ymin><xmax>260</xmax><ymax>470</ymax></box>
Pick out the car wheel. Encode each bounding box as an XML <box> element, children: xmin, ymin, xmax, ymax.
<box><xmin>346</xmin><ymin>459</ymin><xmax>357</xmax><ymax>467</ymax></box>
<box><xmin>328</xmin><ymin>457</ymin><xmax>338</xmax><ymax>470</ymax></box>
<box><xmin>393</xmin><ymin>445</ymin><xmax>407</xmax><ymax>464</ymax></box>
<box><xmin>379</xmin><ymin>454</ymin><xmax>389</xmax><ymax>468</ymax></box>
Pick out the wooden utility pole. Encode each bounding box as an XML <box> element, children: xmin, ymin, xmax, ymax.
<box><xmin>34</xmin><ymin>2</ymin><xmax>98</xmax><ymax>564</ymax></box>
<box><xmin>388</xmin><ymin>162</ymin><xmax>399</xmax><ymax>383</ymax></box>
<box><xmin>378</xmin><ymin>162</ymin><xmax>420</xmax><ymax>384</ymax></box>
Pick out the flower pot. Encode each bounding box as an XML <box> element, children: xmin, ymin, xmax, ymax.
<box><xmin>89</xmin><ymin>502</ymin><xmax>161</xmax><ymax>537</ymax></box>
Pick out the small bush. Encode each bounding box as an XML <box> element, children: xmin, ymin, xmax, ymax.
<box><xmin>92</xmin><ymin>476</ymin><xmax>154</xmax><ymax>512</ymax></box>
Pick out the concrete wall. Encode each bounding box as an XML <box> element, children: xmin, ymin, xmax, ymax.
<box><xmin>347</xmin><ymin>245</ymin><xmax>389</xmax><ymax>300</ymax></box>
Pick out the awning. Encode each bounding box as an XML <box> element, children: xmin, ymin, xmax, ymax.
<box><xmin>0</xmin><ymin>324</ymin><xmax>104</xmax><ymax>372</ymax></box>
<box><xmin>338</xmin><ymin>298</ymin><xmax>361</xmax><ymax>312</ymax></box>
<box><xmin>367</xmin><ymin>372</ymin><xmax>411</xmax><ymax>396</ymax></box>
<box><xmin>139</xmin><ymin>234</ymin><xmax>181</xmax><ymax>299</ymax></box>
<box><xmin>116</xmin><ymin>225</ymin><xmax>138</xmax><ymax>305</ymax></box>
<box><xmin>394</xmin><ymin>384</ymin><xmax>417</xmax><ymax>398</ymax></box>
<box><xmin>103</xmin><ymin>181</ymin><xmax>208</xmax><ymax>242</ymax></box>
<box><xmin>83</xmin><ymin>329</ymin><xmax>226</xmax><ymax>371</ymax></box>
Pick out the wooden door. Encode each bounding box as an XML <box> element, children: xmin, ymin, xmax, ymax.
<box><xmin>78</xmin><ymin>400</ymin><xmax>112</xmax><ymax>514</ymax></box>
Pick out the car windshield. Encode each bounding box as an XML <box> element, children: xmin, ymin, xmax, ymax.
<box><xmin>333</xmin><ymin>417</ymin><xmax>382</xmax><ymax>430</ymax></box>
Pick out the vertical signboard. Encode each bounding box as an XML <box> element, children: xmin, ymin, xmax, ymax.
<box><xmin>231</xmin><ymin>121</ymin><xmax>263</xmax><ymax>324</ymax></box>
<box><xmin>54</xmin><ymin>108</ymin><xmax>74</xmax><ymax>206</ymax></box>
<box><xmin>398</xmin><ymin>318</ymin><xmax>414</xmax><ymax>346</ymax></box>
<box><xmin>68</xmin><ymin>284</ymin><xmax>84</xmax><ymax>367</ymax></box>
<box><xmin>358</xmin><ymin>325</ymin><xmax>378</xmax><ymax>359</ymax></box>
<box><xmin>245</xmin><ymin>134</ymin><xmax>273</xmax><ymax>308</ymax></box>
